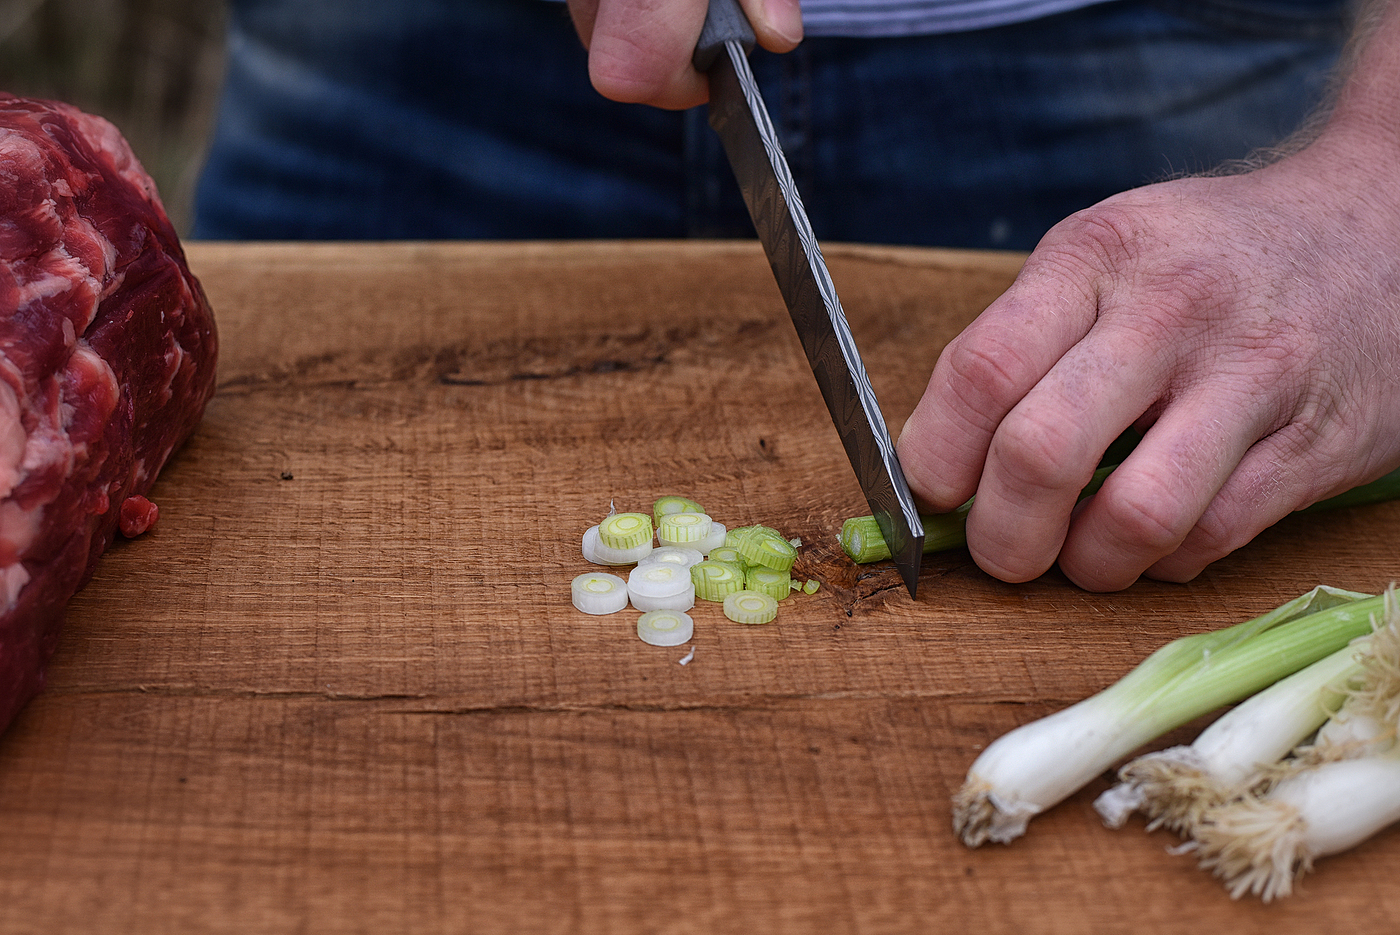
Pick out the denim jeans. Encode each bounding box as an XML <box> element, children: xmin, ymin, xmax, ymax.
<box><xmin>192</xmin><ymin>0</ymin><xmax>1347</xmax><ymax>250</ymax></box>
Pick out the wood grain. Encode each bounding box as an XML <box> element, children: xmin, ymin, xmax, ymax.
<box><xmin>0</xmin><ymin>240</ymin><xmax>1394</xmax><ymax>934</ymax></box>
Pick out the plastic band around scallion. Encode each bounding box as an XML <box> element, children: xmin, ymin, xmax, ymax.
<box><xmin>599</xmin><ymin>512</ymin><xmax>653</xmax><ymax>550</ymax></box>
<box><xmin>723</xmin><ymin>590</ymin><xmax>778</xmax><ymax>625</ymax></box>
<box><xmin>745</xmin><ymin>566</ymin><xmax>791</xmax><ymax>602</ymax></box>
<box><xmin>691</xmin><ymin>560</ymin><xmax>745</xmax><ymax>602</ymax></box>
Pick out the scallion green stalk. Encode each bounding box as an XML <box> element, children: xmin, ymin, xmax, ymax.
<box><xmin>1094</xmin><ymin>631</ymin><xmax>1367</xmax><ymax>835</ymax></box>
<box><xmin>842</xmin><ymin>467</ymin><xmax>1113</xmax><ymax>564</ymax></box>
<box><xmin>953</xmin><ymin>586</ymin><xmax>1382</xmax><ymax>848</ymax></box>
<box><xmin>843</xmin><ymin>463</ymin><xmax>1400</xmax><ymax>565</ymax></box>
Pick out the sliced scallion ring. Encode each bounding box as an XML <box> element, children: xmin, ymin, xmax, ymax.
<box><xmin>627</xmin><ymin>562</ymin><xmax>692</xmax><ymax>599</ymax></box>
<box><xmin>723</xmin><ymin>590</ymin><xmax>778</xmax><ymax>625</ymax></box>
<box><xmin>652</xmin><ymin>496</ymin><xmax>705</xmax><ymax>526</ymax></box>
<box><xmin>636</xmin><ymin>609</ymin><xmax>695</xmax><ymax>647</ymax></box>
<box><xmin>599</xmin><ymin>512</ymin><xmax>653</xmax><ymax>550</ymax></box>
<box><xmin>657</xmin><ymin>511</ymin><xmax>713</xmax><ymax>545</ymax></box>
<box><xmin>571</xmin><ymin>572</ymin><xmax>629</xmax><ymax>615</ymax></box>
<box><xmin>638</xmin><ymin>546</ymin><xmax>705</xmax><ymax>569</ymax></box>
<box><xmin>707</xmin><ymin>545</ymin><xmax>745</xmax><ymax>567</ymax></box>
<box><xmin>741</xmin><ymin>532</ymin><xmax>797</xmax><ymax>572</ymax></box>
<box><xmin>690</xmin><ymin>560</ymin><xmax>745</xmax><ymax>602</ymax></box>
<box><xmin>745</xmin><ymin>566</ymin><xmax>791</xmax><ymax>602</ymax></box>
<box><xmin>694</xmin><ymin>521</ymin><xmax>727</xmax><ymax>555</ymax></box>
<box><xmin>630</xmin><ymin>584</ymin><xmax>696</xmax><ymax>612</ymax></box>
<box><xmin>582</xmin><ymin>524</ymin><xmax>654</xmax><ymax>565</ymax></box>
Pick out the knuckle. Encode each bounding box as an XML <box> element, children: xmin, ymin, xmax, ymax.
<box><xmin>1094</xmin><ymin>474</ymin><xmax>1195</xmax><ymax>554</ymax></box>
<box><xmin>939</xmin><ymin>330</ymin><xmax>1041</xmax><ymax>424</ymax></box>
<box><xmin>991</xmin><ymin>407</ymin><xmax>1092</xmax><ymax>495</ymax></box>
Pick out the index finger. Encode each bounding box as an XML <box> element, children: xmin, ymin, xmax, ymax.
<box><xmin>569</xmin><ymin>0</ymin><xmax>803</xmax><ymax>109</ymax></box>
<box><xmin>896</xmin><ymin>243</ymin><xmax>1102</xmax><ymax>512</ymax></box>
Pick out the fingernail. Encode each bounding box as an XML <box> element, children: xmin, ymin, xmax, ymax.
<box><xmin>763</xmin><ymin>0</ymin><xmax>804</xmax><ymax>46</ymax></box>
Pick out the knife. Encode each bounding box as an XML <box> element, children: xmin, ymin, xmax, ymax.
<box><xmin>693</xmin><ymin>0</ymin><xmax>925</xmax><ymax>597</ymax></box>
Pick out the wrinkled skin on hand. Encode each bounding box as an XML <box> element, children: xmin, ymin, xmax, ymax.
<box><xmin>897</xmin><ymin>126</ymin><xmax>1400</xmax><ymax>591</ymax></box>
<box><xmin>566</xmin><ymin>0</ymin><xmax>802</xmax><ymax>109</ymax></box>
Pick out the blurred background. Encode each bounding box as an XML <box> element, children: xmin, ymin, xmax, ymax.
<box><xmin>0</xmin><ymin>0</ymin><xmax>227</xmax><ymax>234</ymax></box>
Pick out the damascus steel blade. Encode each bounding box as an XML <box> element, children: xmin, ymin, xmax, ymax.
<box><xmin>701</xmin><ymin>37</ymin><xmax>924</xmax><ymax>597</ymax></box>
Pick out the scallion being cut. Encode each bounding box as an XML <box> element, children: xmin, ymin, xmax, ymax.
<box><xmin>953</xmin><ymin>586</ymin><xmax>1383</xmax><ymax>847</ymax></box>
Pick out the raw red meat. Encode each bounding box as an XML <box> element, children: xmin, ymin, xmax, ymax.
<box><xmin>0</xmin><ymin>95</ymin><xmax>217</xmax><ymax>732</ymax></box>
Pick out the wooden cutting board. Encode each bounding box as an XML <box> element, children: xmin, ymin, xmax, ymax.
<box><xmin>0</xmin><ymin>240</ymin><xmax>1394</xmax><ymax>934</ymax></box>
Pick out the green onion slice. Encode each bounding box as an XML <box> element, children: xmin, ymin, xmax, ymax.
<box><xmin>691</xmin><ymin>560</ymin><xmax>745</xmax><ymax>602</ymax></box>
<box><xmin>627</xmin><ymin>562</ymin><xmax>692</xmax><ymax>599</ymax></box>
<box><xmin>707</xmin><ymin>546</ymin><xmax>745</xmax><ymax>567</ymax></box>
<box><xmin>637</xmin><ymin>609</ymin><xmax>695</xmax><ymax>647</ymax></box>
<box><xmin>739</xmin><ymin>531</ymin><xmax>797</xmax><ymax>571</ymax></box>
<box><xmin>639</xmin><ymin>546</ymin><xmax>705</xmax><ymax>569</ymax></box>
<box><xmin>599</xmin><ymin>512</ymin><xmax>653</xmax><ymax>550</ymax></box>
<box><xmin>653</xmin><ymin>496</ymin><xmax>705</xmax><ymax>526</ymax></box>
<box><xmin>745</xmin><ymin>566</ymin><xmax>791</xmax><ymax>602</ymax></box>
<box><xmin>657</xmin><ymin>512</ymin><xmax>713</xmax><ymax>545</ymax></box>
<box><xmin>724</xmin><ymin>590</ymin><xmax>778</xmax><ymax>625</ymax></box>
<box><xmin>630</xmin><ymin>584</ymin><xmax>696</xmax><ymax>613</ymax></box>
<box><xmin>571</xmin><ymin>572</ymin><xmax>629</xmax><ymax>615</ymax></box>
<box><xmin>582</xmin><ymin>524</ymin><xmax>654</xmax><ymax>565</ymax></box>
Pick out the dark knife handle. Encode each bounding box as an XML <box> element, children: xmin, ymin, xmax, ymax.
<box><xmin>693</xmin><ymin>0</ymin><xmax>755</xmax><ymax>71</ymax></box>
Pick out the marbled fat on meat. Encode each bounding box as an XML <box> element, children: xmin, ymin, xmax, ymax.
<box><xmin>0</xmin><ymin>95</ymin><xmax>217</xmax><ymax>732</ymax></box>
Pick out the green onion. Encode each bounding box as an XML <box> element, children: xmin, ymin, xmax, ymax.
<box><xmin>724</xmin><ymin>590</ymin><xmax>778</xmax><ymax>625</ymax></box>
<box><xmin>691</xmin><ymin>560</ymin><xmax>745</xmax><ymax>602</ymax></box>
<box><xmin>582</xmin><ymin>524</ymin><xmax>654</xmax><ymax>565</ymax></box>
<box><xmin>1301</xmin><ymin>465</ymin><xmax>1400</xmax><ymax>513</ymax></box>
<box><xmin>657</xmin><ymin>511</ymin><xmax>713</xmax><ymax>546</ymax></box>
<box><xmin>636</xmin><ymin>609</ymin><xmax>694</xmax><ymax>647</ymax></box>
<box><xmin>802</xmin><ymin>580</ymin><xmax>820</xmax><ymax>595</ymax></box>
<box><xmin>843</xmin><ymin>463</ymin><xmax>1400</xmax><ymax>565</ymax></box>
<box><xmin>640</xmin><ymin>546</ymin><xmax>705</xmax><ymax>569</ymax></box>
<box><xmin>953</xmin><ymin>586</ymin><xmax>1382</xmax><ymax>848</ymax></box>
<box><xmin>707</xmin><ymin>546</ymin><xmax>746</xmax><ymax>567</ymax></box>
<box><xmin>653</xmin><ymin>495</ymin><xmax>705</xmax><ymax>526</ymax></box>
<box><xmin>737</xmin><ymin>530</ymin><xmax>797</xmax><ymax>572</ymax></box>
<box><xmin>745</xmin><ymin>566</ymin><xmax>791</xmax><ymax>602</ymax></box>
<box><xmin>1095</xmin><ymin>623</ymin><xmax>1368</xmax><ymax>835</ymax></box>
<box><xmin>599</xmin><ymin>512</ymin><xmax>653</xmax><ymax>550</ymax></box>
<box><xmin>571</xmin><ymin>572</ymin><xmax>630</xmax><ymax>615</ymax></box>
<box><xmin>1184</xmin><ymin>587</ymin><xmax>1400</xmax><ymax>901</ymax></box>
<box><xmin>841</xmin><ymin>466</ymin><xmax>1113</xmax><ymax>564</ymax></box>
